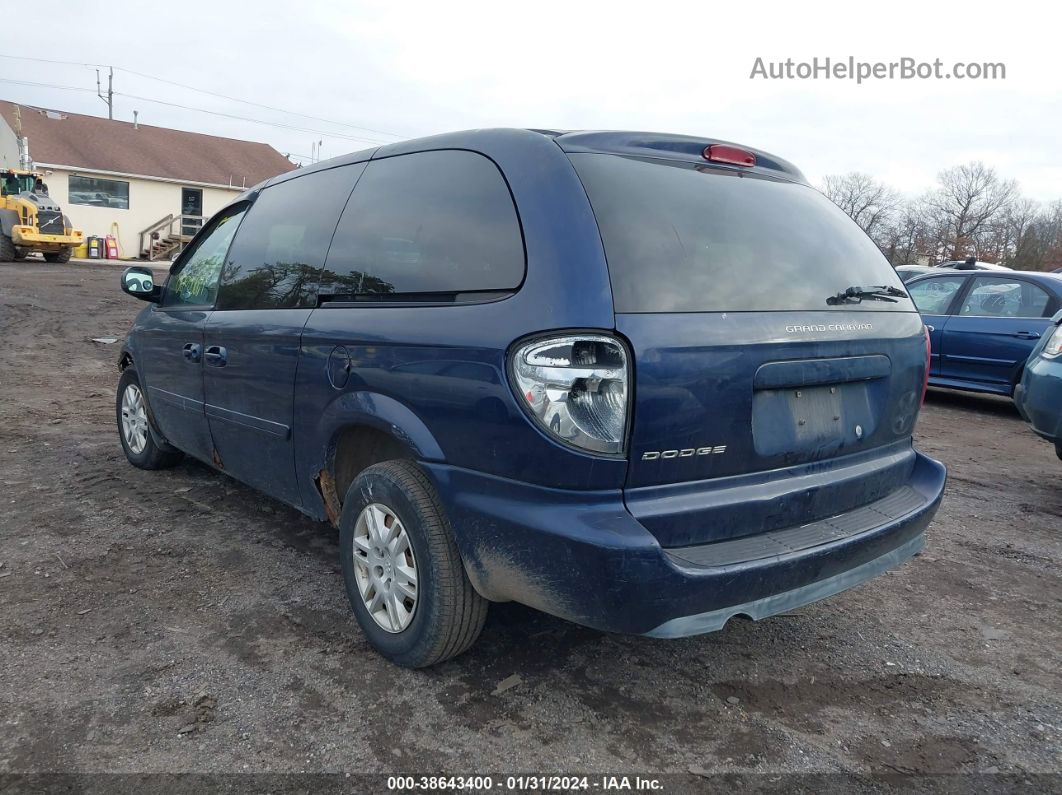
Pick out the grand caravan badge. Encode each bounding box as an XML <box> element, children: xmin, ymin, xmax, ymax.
<box><xmin>785</xmin><ymin>322</ymin><xmax>874</xmax><ymax>333</ymax></box>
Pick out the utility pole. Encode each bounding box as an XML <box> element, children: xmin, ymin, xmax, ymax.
<box><xmin>96</xmin><ymin>67</ymin><xmax>113</xmax><ymax>119</ymax></box>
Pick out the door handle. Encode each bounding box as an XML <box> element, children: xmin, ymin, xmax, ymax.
<box><xmin>1013</xmin><ymin>331</ymin><xmax>1041</xmax><ymax>340</ymax></box>
<box><xmin>182</xmin><ymin>342</ymin><xmax>202</xmax><ymax>363</ymax></box>
<box><xmin>204</xmin><ymin>345</ymin><xmax>227</xmax><ymax>367</ymax></box>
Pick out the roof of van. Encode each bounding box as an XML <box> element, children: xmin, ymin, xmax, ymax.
<box><xmin>257</xmin><ymin>128</ymin><xmax>806</xmax><ymax>191</ymax></box>
<box><xmin>536</xmin><ymin>129</ymin><xmax>807</xmax><ymax>184</ymax></box>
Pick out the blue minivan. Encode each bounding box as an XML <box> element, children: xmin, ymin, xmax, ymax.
<box><xmin>117</xmin><ymin>129</ymin><xmax>946</xmax><ymax>667</ymax></box>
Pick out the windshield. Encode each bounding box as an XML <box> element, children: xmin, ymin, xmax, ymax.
<box><xmin>571</xmin><ymin>154</ymin><xmax>913</xmax><ymax>313</ymax></box>
<box><xmin>2</xmin><ymin>174</ymin><xmax>35</xmax><ymax>195</ymax></box>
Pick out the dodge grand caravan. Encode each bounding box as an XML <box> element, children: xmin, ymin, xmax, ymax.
<box><xmin>116</xmin><ymin>129</ymin><xmax>946</xmax><ymax>667</ymax></box>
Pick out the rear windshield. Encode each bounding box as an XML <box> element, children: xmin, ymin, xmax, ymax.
<box><xmin>571</xmin><ymin>154</ymin><xmax>912</xmax><ymax>313</ymax></box>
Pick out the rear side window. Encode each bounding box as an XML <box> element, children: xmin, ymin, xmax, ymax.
<box><xmin>908</xmin><ymin>276</ymin><xmax>965</xmax><ymax>314</ymax></box>
<box><xmin>958</xmin><ymin>278</ymin><xmax>1050</xmax><ymax>318</ymax></box>
<box><xmin>321</xmin><ymin>150</ymin><xmax>524</xmax><ymax>297</ymax></box>
<box><xmin>571</xmin><ymin>154</ymin><xmax>911</xmax><ymax>313</ymax></box>
<box><xmin>216</xmin><ymin>164</ymin><xmax>364</xmax><ymax>310</ymax></box>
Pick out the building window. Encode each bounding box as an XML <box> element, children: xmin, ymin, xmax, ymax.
<box><xmin>68</xmin><ymin>175</ymin><xmax>130</xmax><ymax>209</ymax></box>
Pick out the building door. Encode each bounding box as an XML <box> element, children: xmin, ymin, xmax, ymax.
<box><xmin>181</xmin><ymin>187</ymin><xmax>204</xmax><ymax>237</ymax></box>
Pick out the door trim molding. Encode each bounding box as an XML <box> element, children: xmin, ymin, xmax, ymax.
<box><xmin>205</xmin><ymin>403</ymin><xmax>291</xmax><ymax>439</ymax></box>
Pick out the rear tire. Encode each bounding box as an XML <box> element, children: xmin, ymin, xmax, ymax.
<box><xmin>116</xmin><ymin>367</ymin><xmax>184</xmax><ymax>470</ymax></box>
<box><xmin>0</xmin><ymin>234</ymin><xmax>14</xmax><ymax>262</ymax></box>
<box><xmin>339</xmin><ymin>460</ymin><xmax>487</xmax><ymax>667</ymax></box>
<box><xmin>44</xmin><ymin>248</ymin><xmax>72</xmax><ymax>264</ymax></box>
<box><xmin>1055</xmin><ymin>443</ymin><xmax>1062</xmax><ymax>462</ymax></box>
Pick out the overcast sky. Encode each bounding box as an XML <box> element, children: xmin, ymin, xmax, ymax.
<box><xmin>3</xmin><ymin>0</ymin><xmax>1059</xmax><ymax>199</ymax></box>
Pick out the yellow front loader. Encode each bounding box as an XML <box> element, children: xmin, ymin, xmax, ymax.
<box><xmin>0</xmin><ymin>169</ymin><xmax>84</xmax><ymax>262</ymax></box>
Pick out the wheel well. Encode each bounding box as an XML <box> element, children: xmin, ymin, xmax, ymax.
<box><xmin>1011</xmin><ymin>365</ymin><xmax>1025</xmax><ymax>395</ymax></box>
<box><xmin>118</xmin><ymin>352</ymin><xmax>133</xmax><ymax>371</ymax></box>
<box><xmin>317</xmin><ymin>425</ymin><xmax>414</xmax><ymax>525</ymax></box>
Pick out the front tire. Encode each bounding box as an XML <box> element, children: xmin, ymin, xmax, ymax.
<box><xmin>0</xmin><ymin>234</ymin><xmax>14</xmax><ymax>262</ymax></box>
<box><xmin>116</xmin><ymin>367</ymin><xmax>184</xmax><ymax>470</ymax></box>
<box><xmin>44</xmin><ymin>248</ymin><xmax>72</xmax><ymax>263</ymax></box>
<box><xmin>339</xmin><ymin>460</ymin><xmax>487</xmax><ymax>667</ymax></box>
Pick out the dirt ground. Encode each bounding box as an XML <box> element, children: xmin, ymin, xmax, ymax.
<box><xmin>1</xmin><ymin>261</ymin><xmax>1059</xmax><ymax>790</ymax></box>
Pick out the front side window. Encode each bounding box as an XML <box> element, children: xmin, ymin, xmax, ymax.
<box><xmin>958</xmin><ymin>278</ymin><xmax>1050</xmax><ymax>318</ymax></box>
<box><xmin>216</xmin><ymin>165</ymin><xmax>363</xmax><ymax>310</ymax></box>
<box><xmin>908</xmin><ymin>277</ymin><xmax>966</xmax><ymax>315</ymax></box>
<box><xmin>321</xmin><ymin>150</ymin><xmax>525</xmax><ymax>298</ymax></box>
<box><xmin>163</xmin><ymin>207</ymin><xmax>246</xmax><ymax>308</ymax></box>
<box><xmin>68</xmin><ymin>175</ymin><xmax>130</xmax><ymax>209</ymax></box>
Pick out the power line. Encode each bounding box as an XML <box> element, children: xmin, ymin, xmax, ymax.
<box><xmin>0</xmin><ymin>54</ymin><xmax>108</xmax><ymax>68</ymax></box>
<box><xmin>0</xmin><ymin>78</ymin><xmax>95</xmax><ymax>93</ymax></box>
<box><xmin>0</xmin><ymin>77</ymin><xmax>390</xmax><ymax>146</ymax></box>
<box><xmin>115</xmin><ymin>92</ymin><xmax>391</xmax><ymax>145</ymax></box>
<box><xmin>117</xmin><ymin>66</ymin><xmax>406</xmax><ymax>139</ymax></box>
<box><xmin>0</xmin><ymin>53</ymin><xmax>408</xmax><ymax>139</ymax></box>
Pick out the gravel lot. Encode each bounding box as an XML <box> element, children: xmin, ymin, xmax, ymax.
<box><xmin>1</xmin><ymin>261</ymin><xmax>1059</xmax><ymax>790</ymax></box>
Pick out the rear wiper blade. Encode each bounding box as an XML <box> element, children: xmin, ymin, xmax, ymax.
<box><xmin>827</xmin><ymin>285</ymin><xmax>908</xmax><ymax>305</ymax></box>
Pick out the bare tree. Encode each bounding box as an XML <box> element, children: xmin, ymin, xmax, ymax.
<box><xmin>817</xmin><ymin>161</ymin><xmax>1059</xmax><ymax>269</ymax></box>
<box><xmin>879</xmin><ymin>197</ymin><xmax>937</xmax><ymax>265</ymax></box>
<box><xmin>1011</xmin><ymin>200</ymin><xmax>1062</xmax><ymax>271</ymax></box>
<box><xmin>923</xmin><ymin>162</ymin><xmax>1017</xmax><ymax>260</ymax></box>
<box><xmin>993</xmin><ymin>197</ymin><xmax>1041</xmax><ymax>269</ymax></box>
<box><xmin>821</xmin><ymin>172</ymin><xmax>901</xmax><ymax>243</ymax></box>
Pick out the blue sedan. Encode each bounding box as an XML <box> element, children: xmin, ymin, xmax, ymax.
<box><xmin>1015</xmin><ymin>310</ymin><xmax>1062</xmax><ymax>460</ymax></box>
<box><xmin>906</xmin><ymin>270</ymin><xmax>1062</xmax><ymax>398</ymax></box>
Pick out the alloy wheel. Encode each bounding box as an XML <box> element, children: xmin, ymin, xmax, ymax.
<box><xmin>352</xmin><ymin>503</ymin><xmax>419</xmax><ymax>633</ymax></box>
<box><xmin>120</xmin><ymin>384</ymin><xmax>149</xmax><ymax>454</ymax></box>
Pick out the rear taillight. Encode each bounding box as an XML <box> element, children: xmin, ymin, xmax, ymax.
<box><xmin>1042</xmin><ymin>324</ymin><xmax>1062</xmax><ymax>358</ymax></box>
<box><xmin>921</xmin><ymin>325</ymin><xmax>932</xmax><ymax>406</ymax></box>
<box><xmin>510</xmin><ymin>334</ymin><xmax>629</xmax><ymax>455</ymax></box>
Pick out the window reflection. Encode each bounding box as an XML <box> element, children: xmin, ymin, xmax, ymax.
<box><xmin>163</xmin><ymin>208</ymin><xmax>246</xmax><ymax>308</ymax></box>
<box><xmin>322</xmin><ymin>151</ymin><xmax>524</xmax><ymax>297</ymax></box>
<box><xmin>216</xmin><ymin>165</ymin><xmax>363</xmax><ymax>310</ymax></box>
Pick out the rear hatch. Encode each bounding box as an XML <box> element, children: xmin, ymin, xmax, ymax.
<box><xmin>568</xmin><ymin>148</ymin><xmax>927</xmax><ymax>548</ymax></box>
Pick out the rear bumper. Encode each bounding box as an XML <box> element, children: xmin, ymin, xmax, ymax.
<box><xmin>647</xmin><ymin>534</ymin><xmax>924</xmax><ymax>637</ymax></box>
<box><xmin>424</xmin><ymin>450</ymin><xmax>946</xmax><ymax>636</ymax></box>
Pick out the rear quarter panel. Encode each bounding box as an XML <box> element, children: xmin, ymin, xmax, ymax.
<box><xmin>292</xmin><ymin>130</ymin><xmax>626</xmax><ymax>518</ymax></box>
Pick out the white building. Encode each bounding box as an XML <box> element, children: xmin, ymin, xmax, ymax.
<box><xmin>0</xmin><ymin>101</ymin><xmax>295</xmax><ymax>258</ymax></box>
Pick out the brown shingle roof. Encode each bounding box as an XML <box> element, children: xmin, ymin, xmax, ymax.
<box><xmin>0</xmin><ymin>101</ymin><xmax>296</xmax><ymax>187</ymax></box>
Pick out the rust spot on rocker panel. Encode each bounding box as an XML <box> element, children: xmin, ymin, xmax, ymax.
<box><xmin>316</xmin><ymin>469</ymin><xmax>342</xmax><ymax>527</ymax></box>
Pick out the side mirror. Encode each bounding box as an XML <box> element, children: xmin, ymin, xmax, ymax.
<box><xmin>121</xmin><ymin>266</ymin><xmax>162</xmax><ymax>303</ymax></box>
